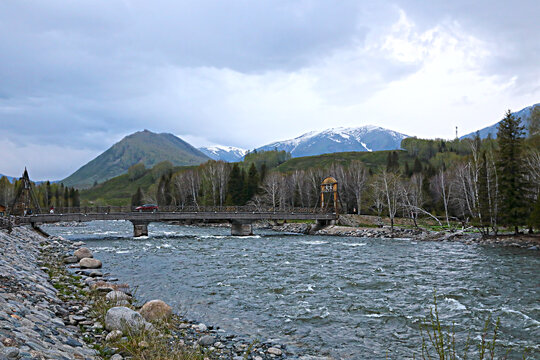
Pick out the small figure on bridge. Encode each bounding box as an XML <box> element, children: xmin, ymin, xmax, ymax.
<box><xmin>50</xmin><ymin>207</ymin><xmax>54</xmax><ymax>214</ymax></box>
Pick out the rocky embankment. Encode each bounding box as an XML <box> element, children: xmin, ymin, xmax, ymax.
<box><xmin>272</xmin><ymin>223</ymin><xmax>422</xmax><ymax>238</ymax></box>
<box><xmin>0</xmin><ymin>227</ymin><xmax>96</xmax><ymax>359</ymax></box>
<box><xmin>1</xmin><ymin>227</ymin><xmax>319</xmax><ymax>360</ymax></box>
<box><xmin>272</xmin><ymin>223</ymin><xmax>540</xmax><ymax>250</ymax></box>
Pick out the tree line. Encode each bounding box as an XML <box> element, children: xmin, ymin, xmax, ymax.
<box><xmin>0</xmin><ymin>179</ymin><xmax>80</xmax><ymax>210</ymax></box>
<box><xmin>130</xmin><ymin>109</ymin><xmax>539</xmax><ymax>234</ymax></box>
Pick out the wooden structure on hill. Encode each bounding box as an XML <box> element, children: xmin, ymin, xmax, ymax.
<box><xmin>10</xmin><ymin>168</ymin><xmax>42</xmax><ymax>216</ymax></box>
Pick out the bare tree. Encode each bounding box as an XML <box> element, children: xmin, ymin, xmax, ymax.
<box><xmin>216</xmin><ymin>161</ymin><xmax>230</xmax><ymax>206</ymax></box>
<box><xmin>346</xmin><ymin>161</ymin><xmax>368</xmax><ymax>214</ymax></box>
<box><xmin>278</xmin><ymin>174</ymin><xmax>293</xmax><ymax>210</ymax></box>
<box><xmin>201</xmin><ymin>162</ymin><xmax>218</xmax><ymax>205</ymax></box>
<box><xmin>400</xmin><ymin>173</ymin><xmax>425</xmax><ymax>227</ymax></box>
<box><xmin>262</xmin><ymin>173</ymin><xmax>280</xmax><ymax>210</ymax></box>
<box><xmin>453</xmin><ymin>163</ymin><xmax>477</xmax><ymax>223</ymax></box>
<box><xmin>307</xmin><ymin>168</ymin><xmax>325</xmax><ymax>208</ymax></box>
<box><xmin>431</xmin><ymin>168</ymin><xmax>454</xmax><ymax>227</ymax></box>
<box><xmin>184</xmin><ymin>170</ymin><xmax>200</xmax><ymax>208</ymax></box>
<box><xmin>525</xmin><ymin>149</ymin><xmax>540</xmax><ymax>199</ymax></box>
<box><xmin>374</xmin><ymin>169</ymin><xmax>400</xmax><ymax>232</ymax></box>
<box><xmin>290</xmin><ymin>170</ymin><xmax>309</xmax><ymax>207</ymax></box>
<box><xmin>173</xmin><ymin>172</ymin><xmax>189</xmax><ymax>208</ymax></box>
<box><xmin>173</xmin><ymin>170</ymin><xmax>200</xmax><ymax>208</ymax></box>
<box><xmin>200</xmin><ymin>160</ymin><xmax>230</xmax><ymax>206</ymax></box>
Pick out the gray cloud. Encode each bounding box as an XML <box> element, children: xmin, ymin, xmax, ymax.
<box><xmin>1</xmin><ymin>0</ymin><xmax>539</xmax><ymax>179</ymax></box>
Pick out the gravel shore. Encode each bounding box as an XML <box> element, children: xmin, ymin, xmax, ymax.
<box><xmin>0</xmin><ymin>227</ymin><xmax>97</xmax><ymax>359</ymax></box>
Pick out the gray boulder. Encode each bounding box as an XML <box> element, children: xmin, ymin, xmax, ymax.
<box><xmin>105</xmin><ymin>307</ymin><xmax>148</xmax><ymax>335</ymax></box>
<box><xmin>63</xmin><ymin>255</ymin><xmax>79</xmax><ymax>264</ymax></box>
<box><xmin>198</xmin><ymin>335</ymin><xmax>215</xmax><ymax>346</ymax></box>
<box><xmin>79</xmin><ymin>258</ymin><xmax>102</xmax><ymax>269</ymax></box>
<box><xmin>139</xmin><ymin>299</ymin><xmax>172</xmax><ymax>322</ymax></box>
<box><xmin>74</xmin><ymin>247</ymin><xmax>93</xmax><ymax>260</ymax></box>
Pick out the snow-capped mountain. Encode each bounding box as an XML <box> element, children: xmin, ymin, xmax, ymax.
<box><xmin>256</xmin><ymin>125</ymin><xmax>408</xmax><ymax>157</ymax></box>
<box><xmin>198</xmin><ymin>145</ymin><xmax>248</xmax><ymax>162</ymax></box>
<box><xmin>460</xmin><ymin>103</ymin><xmax>539</xmax><ymax>139</ymax></box>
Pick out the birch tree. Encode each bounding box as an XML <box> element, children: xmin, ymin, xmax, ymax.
<box><xmin>347</xmin><ymin>161</ymin><xmax>368</xmax><ymax>214</ymax></box>
<box><xmin>374</xmin><ymin>170</ymin><xmax>400</xmax><ymax>232</ymax></box>
<box><xmin>262</xmin><ymin>173</ymin><xmax>280</xmax><ymax>210</ymax></box>
<box><xmin>431</xmin><ymin>168</ymin><xmax>454</xmax><ymax>227</ymax></box>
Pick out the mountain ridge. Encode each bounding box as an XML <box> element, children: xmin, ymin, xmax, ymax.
<box><xmin>61</xmin><ymin>130</ymin><xmax>210</xmax><ymax>188</ymax></box>
<box><xmin>460</xmin><ymin>103</ymin><xmax>539</xmax><ymax>139</ymax></box>
<box><xmin>199</xmin><ymin>145</ymin><xmax>247</xmax><ymax>162</ymax></box>
<box><xmin>255</xmin><ymin>125</ymin><xmax>408</xmax><ymax>157</ymax></box>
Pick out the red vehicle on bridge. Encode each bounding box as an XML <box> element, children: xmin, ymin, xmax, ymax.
<box><xmin>134</xmin><ymin>204</ymin><xmax>159</xmax><ymax>212</ymax></box>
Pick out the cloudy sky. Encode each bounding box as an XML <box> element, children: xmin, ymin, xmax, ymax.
<box><xmin>1</xmin><ymin>0</ymin><xmax>539</xmax><ymax>180</ymax></box>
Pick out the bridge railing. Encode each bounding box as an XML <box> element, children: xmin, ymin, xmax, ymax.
<box><xmin>41</xmin><ymin>206</ymin><xmax>334</xmax><ymax>215</ymax></box>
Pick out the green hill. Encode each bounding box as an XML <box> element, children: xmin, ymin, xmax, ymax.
<box><xmin>79</xmin><ymin>164</ymin><xmax>197</xmax><ymax>206</ymax></box>
<box><xmin>61</xmin><ymin>130</ymin><xmax>210</xmax><ymax>188</ymax></box>
<box><xmin>275</xmin><ymin>150</ymin><xmax>411</xmax><ymax>172</ymax></box>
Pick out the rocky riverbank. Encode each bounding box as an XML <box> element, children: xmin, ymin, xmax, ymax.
<box><xmin>0</xmin><ymin>226</ymin><xmax>96</xmax><ymax>359</ymax></box>
<box><xmin>1</xmin><ymin>226</ymin><xmax>326</xmax><ymax>360</ymax></box>
<box><xmin>271</xmin><ymin>222</ymin><xmax>540</xmax><ymax>250</ymax></box>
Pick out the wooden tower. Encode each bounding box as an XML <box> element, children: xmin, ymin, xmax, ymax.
<box><xmin>320</xmin><ymin>177</ymin><xmax>339</xmax><ymax>214</ymax></box>
<box><xmin>10</xmin><ymin>168</ymin><xmax>42</xmax><ymax>216</ymax></box>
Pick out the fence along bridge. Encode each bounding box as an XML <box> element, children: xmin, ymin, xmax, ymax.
<box><xmin>16</xmin><ymin>206</ymin><xmax>338</xmax><ymax>236</ymax></box>
<box><xmin>4</xmin><ymin>169</ymin><xmax>340</xmax><ymax>237</ymax></box>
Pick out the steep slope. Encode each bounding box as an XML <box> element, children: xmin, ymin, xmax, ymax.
<box><xmin>256</xmin><ymin>125</ymin><xmax>408</xmax><ymax>157</ymax></box>
<box><xmin>461</xmin><ymin>103</ymin><xmax>539</xmax><ymax>139</ymax></box>
<box><xmin>199</xmin><ymin>145</ymin><xmax>247</xmax><ymax>162</ymax></box>
<box><xmin>62</xmin><ymin>130</ymin><xmax>210</xmax><ymax>188</ymax></box>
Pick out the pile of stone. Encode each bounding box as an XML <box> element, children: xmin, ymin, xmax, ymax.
<box><xmin>0</xmin><ymin>227</ymin><xmax>96</xmax><ymax>359</ymax></box>
<box><xmin>272</xmin><ymin>223</ymin><xmax>312</xmax><ymax>234</ymax></box>
<box><xmin>274</xmin><ymin>224</ymin><xmax>423</xmax><ymax>239</ymax></box>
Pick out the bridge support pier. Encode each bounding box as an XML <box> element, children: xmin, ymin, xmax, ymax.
<box><xmin>316</xmin><ymin>219</ymin><xmax>336</xmax><ymax>227</ymax></box>
<box><xmin>230</xmin><ymin>220</ymin><xmax>253</xmax><ymax>236</ymax></box>
<box><xmin>131</xmin><ymin>220</ymin><xmax>149</xmax><ymax>237</ymax></box>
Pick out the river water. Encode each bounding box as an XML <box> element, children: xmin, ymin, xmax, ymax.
<box><xmin>44</xmin><ymin>221</ymin><xmax>539</xmax><ymax>359</ymax></box>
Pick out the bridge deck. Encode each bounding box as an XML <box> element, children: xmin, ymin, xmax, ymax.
<box><xmin>20</xmin><ymin>211</ymin><xmax>337</xmax><ymax>224</ymax></box>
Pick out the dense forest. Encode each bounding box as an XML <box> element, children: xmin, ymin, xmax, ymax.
<box><xmin>2</xmin><ymin>108</ymin><xmax>539</xmax><ymax>234</ymax></box>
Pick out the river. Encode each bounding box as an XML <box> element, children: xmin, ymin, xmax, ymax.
<box><xmin>43</xmin><ymin>221</ymin><xmax>539</xmax><ymax>359</ymax></box>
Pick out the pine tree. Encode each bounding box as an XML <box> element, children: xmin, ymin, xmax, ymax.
<box><xmin>476</xmin><ymin>152</ymin><xmax>491</xmax><ymax>232</ymax></box>
<box><xmin>412</xmin><ymin>157</ymin><xmax>423</xmax><ymax>174</ymax></box>
<box><xmin>260</xmin><ymin>163</ymin><xmax>267</xmax><ymax>182</ymax></box>
<box><xmin>404</xmin><ymin>162</ymin><xmax>411</xmax><ymax>177</ymax></box>
<box><xmin>157</xmin><ymin>173</ymin><xmax>173</xmax><ymax>206</ymax></box>
<box><xmin>226</xmin><ymin>164</ymin><xmax>245</xmax><ymax>205</ymax></box>
<box><xmin>73</xmin><ymin>190</ymin><xmax>80</xmax><ymax>207</ymax></box>
<box><xmin>529</xmin><ymin>195</ymin><xmax>540</xmax><ymax>232</ymax></box>
<box><xmin>69</xmin><ymin>188</ymin><xmax>76</xmax><ymax>208</ymax></box>
<box><xmin>245</xmin><ymin>163</ymin><xmax>259</xmax><ymax>202</ymax></box>
<box><xmin>497</xmin><ymin>110</ymin><xmax>528</xmax><ymax>233</ymax></box>
<box><xmin>131</xmin><ymin>187</ymin><xmax>144</xmax><ymax>206</ymax></box>
<box><xmin>63</xmin><ymin>187</ymin><xmax>70</xmax><ymax>207</ymax></box>
<box><xmin>46</xmin><ymin>181</ymin><xmax>51</xmax><ymax>208</ymax></box>
<box><xmin>386</xmin><ymin>151</ymin><xmax>399</xmax><ymax>172</ymax></box>
<box><xmin>54</xmin><ymin>187</ymin><xmax>60</xmax><ymax>209</ymax></box>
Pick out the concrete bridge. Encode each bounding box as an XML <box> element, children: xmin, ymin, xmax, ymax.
<box><xmin>12</xmin><ymin>206</ymin><xmax>338</xmax><ymax>236</ymax></box>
